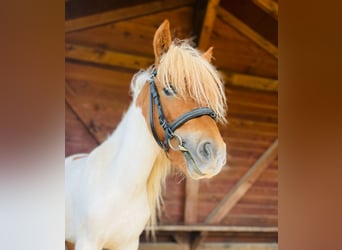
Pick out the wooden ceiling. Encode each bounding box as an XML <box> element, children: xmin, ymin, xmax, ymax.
<box><xmin>65</xmin><ymin>0</ymin><xmax>278</xmax><ymax>249</ymax></box>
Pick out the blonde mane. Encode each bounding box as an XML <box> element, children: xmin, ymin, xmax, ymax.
<box><xmin>157</xmin><ymin>40</ymin><xmax>227</xmax><ymax>123</ymax></box>
<box><xmin>146</xmin><ymin>151</ymin><xmax>170</xmax><ymax>237</ymax></box>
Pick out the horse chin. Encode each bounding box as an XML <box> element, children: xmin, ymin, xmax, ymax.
<box><xmin>187</xmin><ymin>168</ymin><xmax>208</xmax><ymax>180</ymax></box>
<box><xmin>183</xmin><ymin>151</ymin><xmax>214</xmax><ymax>180</ymax></box>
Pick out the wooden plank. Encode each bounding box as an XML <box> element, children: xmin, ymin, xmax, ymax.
<box><xmin>140</xmin><ymin>243</ymin><xmax>275</xmax><ymax>250</ymax></box>
<box><xmin>198</xmin><ymin>176</ymin><xmax>278</xmax><ymax>197</ymax></box>
<box><xmin>227</xmin><ymin>110</ymin><xmax>278</xmax><ymax>125</ymax></box>
<box><xmin>66</xmin><ymin>44</ymin><xmax>277</xmax><ymax>93</ymax></box>
<box><xmin>252</xmin><ymin>0</ymin><xmax>278</xmax><ymax>20</ymax></box>
<box><xmin>223</xmin><ymin>130</ymin><xmax>277</xmax><ymax>144</ymax></box>
<box><xmin>205</xmin><ymin>139</ymin><xmax>278</xmax><ymax>223</ymax></box>
<box><xmin>222</xmin><ymin>137</ymin><xmax>275</xmax><ymax>149</ymax></box>
<box><xmin>147</xmin><ymin>225</ymin><xmax>278</xmax><ymax>232</ymax></box>
<box><xmin>66</xmin><ymin>61</ymin><xmax>134</xmax><ymax>85</ymax></box>
<box><xmin>140</xmin><ymin>242</ymin><xmax>278</xmax><ymax>249</ymax></box>
<box><xmin>65</xmin><ymin>82</ymin><xmax>105</xmax><ymax>142</ymax></box>
<box><xmin>198</xmin><ymin>176</ymin><xmax>278</xmax><ymax>195</ymax></box>
<box><xmin>211</xmin><ymin>18</ymin><xmax>277</xmax><ymax>79</ymax></box>
<box><xmin>198</xmin><ymin>0</ymin><xmax>220</xmax><ymax>50</ymax></box>
<box><xmin>221</xmin><ymin>71</ymin><xmax>278</xmax><ymax>92</ymax></box>
<box><xmin>65</xmin><ymin>102</ymin><xmax>98</xmax><ymax>156</ymax></box>
<box><xmin>227</xmin><ymin>117</ymin><xmax>277</xmax><ymax>133</ymax></box>
<box><xmin>65</xmin><ymin>43</ymin><xmax>154</xmax><ymax>70</ymax></box>
<box><xmin>216</xmin><ymin>7</ymin><xmax>278</xmax><ymax>59</ymax></box>
<box><xmin>221</xmin><ymin>214</ymin><xmax>277</xmax><ymax>227</ymax></box>
<box><xmin>201</xmin><ymin>192</ymin><xmax>278</xmax><ymax>207</ymax></box>
<box><xmin>65</xmin><ymin>0</ymin><xmax>195</xmax><ymax>32</ymax></box>
<box><xmin>66</xmin><ymin>7</ymin><xmax>193</xmax><ymax>58</ymax></box>
<box><xmin>227</xmin><ymin>87</ymin><xmax>278</xmax><ymax>110</ymax></box>
<box><xmin>225</xmin><ymin>126</ymin><xmax>277</xmax><ymax>138</ymax></box>
<box><xmin>139</xmin><ymin>242</ymin><xmax>186</xmax><ymax>250</ymax></box>
<box><xmin>209</xmin><ymin>166</ymin><xmax>277</xmax><ymax>182</ymax></box>
<box><xmin>184</xmin><ymin>179</ymin><xmax>199</xmax><ymax>224</ymax></box>
<box><xmin>198</xmin><ymin>243</ymin><xmax>278</xmax><ymax>250</ymax></box>
<box><xmin>192</xmin><ymin>237</ymin><xmax>277</xmax><ymax>250</ymax></box>
<box><xmin>218</xmin><ymin>203</ymin><xmax>277</xmax><ymax>216</ymax></box>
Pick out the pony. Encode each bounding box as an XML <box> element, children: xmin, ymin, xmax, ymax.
<box><xmin>65</xmin><ymin>20</ymin><xmax>227</xmax><ymax>250</ymax></box>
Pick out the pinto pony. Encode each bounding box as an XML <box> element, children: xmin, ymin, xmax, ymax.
<box><xmin>65</xmin><ymin>20</ymin><xmax>227</xmax><ymax>250</ymax></box>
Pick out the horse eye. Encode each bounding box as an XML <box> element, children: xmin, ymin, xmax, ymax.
<box><xmin>162</xmin><ymin>85</ymin><xmax>176</xmax><ymax>96</ymax></box>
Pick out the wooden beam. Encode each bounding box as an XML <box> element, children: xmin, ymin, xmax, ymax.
<box><xmin>139</xmin><ymin>243</ymin><xmax>187</xmax><ymax>250</ymax></box>
<box><xmin>148</xmin><ymin>225</ymin><xmax>278</xmax><ymax>233</ymax></box>
<box><xmin>221</xmin><ymin>71</ymin><xmax>278</xmax><ymax>92</ymax></box>
<box><xmin>205</xmin><ymin>139</ymin><xmax>278</xmax><ymax>223</ymax></box>
<box><xmin>139</xmin><ymin>243</ymin><xmax>278</xmax><ymax>250</ymax></box>
<box><xmin>65</xmin><ymin>0</ymin><xmax>195</xmax><ymax>32</ymax></box>
<box><xmin>197</xmin><ymin>0</ymin><xmax>220</xmax><ymax>50</ymax></box>
<box><xmin>217</xmin><ymin>7</ymin><xmax>278</xmax><ymax>59</ymax></box>
<box><xmin>65</xmin><ymin>43</ymin><xmax>154</xmax><ymax>70</ymax></box>
<box><xmin>252</xmin><ymin>0</ymin><xmax>278</xmax><ymax>20</ymax></box>
<box><xmin>65</xmin><ymin>43</ymin><xmax>277</xmax><ymax>92</ymax></box>
<box><xmin>198</xmin><ymin>243</ymin><xmax>278</xmax><ymax>250</ymax></box>
<box><xmin>184</xmin><ymin>179</ymin><xmax>199</xmax><ymax>224</ymax></box>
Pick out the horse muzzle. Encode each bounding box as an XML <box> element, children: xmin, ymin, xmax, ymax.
<box><xmin>180</xmin><ymin>137</ymin><xmax>227</xmax><ymax>179</ymax></box>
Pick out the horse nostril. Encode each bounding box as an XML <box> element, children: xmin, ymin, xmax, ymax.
<box><xmin>198</xmin><ymin>142</ymin><xmax>213</xmax><ymax>161</ymax></box>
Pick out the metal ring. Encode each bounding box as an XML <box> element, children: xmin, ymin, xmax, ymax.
<box><xmin>168</xmin><ymin>134</ymin><xmax>183</xmax><ymax>151</ymax></box>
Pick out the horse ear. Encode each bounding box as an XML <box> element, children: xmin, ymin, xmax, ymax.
<box><xmin>153</xmin><ymin>19</ymin><xmax>172</xmax><ymax>66</ymax></box>
<box><xmin>203</xmin><ymin>46</ymin><xmax>214</xmax><ymax>62</ymax></box>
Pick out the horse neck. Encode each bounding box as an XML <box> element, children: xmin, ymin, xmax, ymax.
<box><xmin>92</xmin><ymin>102</ymin><xmax>161</xmax><ymax>188</ymax></box>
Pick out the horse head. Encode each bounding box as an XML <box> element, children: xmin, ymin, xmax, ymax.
<box><xmin>135</xmin><ymin>20</ymin><xmax>227</xmax><ymax>179</ymax></box>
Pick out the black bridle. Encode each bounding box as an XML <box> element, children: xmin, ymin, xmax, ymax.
<box><xmin>149</xmin><ymin>69</ymin><xmax>217</xmax><ymax>153</ymax></box>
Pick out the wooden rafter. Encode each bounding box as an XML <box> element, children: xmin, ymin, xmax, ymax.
<box><xmin>197</xmin><ymin>0</ymin><xmax>220</xmax><ymax>50</ymax></box>
<box><xmin>147</xmin><ymin>225</ymin><xmax>277</xmax><ymax>232</ymax></box>
<box><xmin>140</xmin><ymin>242</ymin><xmax>277</xmax><ymax>250</ymax></box>
<box><xmin>205</xmin><ymin>139</ymin><xmax>278</xmax><ymax>223</ymax></box>
<box><xmin>191</xmin><ymin>139</ymin><xmax>278</xmax><ymax>249</ymax></box>
<box><xmin>144</xmin><ymin>225</ymin><xmax>277</xmax><ymax>250</ymax></box>
<box><xmin>66</xmin><ymin>43</ymin><xmax>277</xmax><ymax>92</ymax></box>
<box><xmin>221</xmin><ymin>71</ymin><xmax>278</xmax><ymax>92</ymax></box>
<box><xmin>252</xmin><ymin>0</ymin><xmax>278</xmax><ymax>20</ymax></box>
<box><xmin>217</xmin><ymin>7</ymin><xmax>278</xmax><ymax>59</ymax></box>
<box><xmin>65</xmin><ymin>0</ymin><xmax>195</xmax><ymax>32</ymax></box>
<box><xmin>65</xmin><ymin>43</ymin><xmax>154</xmax><ymax>70</ymax></box>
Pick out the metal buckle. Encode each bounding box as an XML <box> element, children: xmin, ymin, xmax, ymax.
<box><xmin>168</xmin><ymin>134</ymin><xmax>188</xmax><ymax>152</ymax></box>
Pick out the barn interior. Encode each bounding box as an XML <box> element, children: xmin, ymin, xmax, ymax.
<box><xmin>65</xmin><ymin>0</ymin><xmax>278</xmax><ymax>249</ymax></box>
